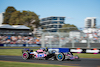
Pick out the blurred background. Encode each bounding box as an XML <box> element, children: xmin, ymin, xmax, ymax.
<box><xmin>0</xmin><ymin>0</ymin><xmax>100</xmax><ymax>49</ymax></box>
<box><xmin>0</xmin><ymin>0</ymin><xmax>100</xmax><ymax>67</ymax></box>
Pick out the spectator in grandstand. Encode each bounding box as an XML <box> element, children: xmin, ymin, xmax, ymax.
<box><xmin>0</xmin><ymin>35</ymin><xmax>41</xmax><ymax>44</ymax></box>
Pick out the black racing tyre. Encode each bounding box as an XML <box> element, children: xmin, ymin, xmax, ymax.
<box><xmin>22</xmin><ymin>52</ymin><xmax>30</xmax><ymax>60</ymax></box>
<box><xmin>56</xmin><ymin>53</ymin><xmax>65</xmax><ymax>61</ymax></box>
<box><xmin>45</xmin><ymin>56</ymin><xmax>49</xmax><ymax>60</ymax></box>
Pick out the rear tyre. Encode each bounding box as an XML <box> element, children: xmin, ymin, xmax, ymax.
<box><xmin>22</xmin><ymin>52</ymin><xmax>30</xmax><ymax>60</ymax></box>
<box><xmin>56</xmin><ymin>53</ymin><xmax>65</xmax><ymax>61</ymax></box>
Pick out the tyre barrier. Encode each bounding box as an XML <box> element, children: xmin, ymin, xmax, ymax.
<box><xmin>70</xmin><ymin>48</ymin><xmax>100</xmax><ymax>54</ymax></box>
<box><xmin>48</xmin><ymin>48</ymin><xmax>100</xmax><ymax>54</ymax></box>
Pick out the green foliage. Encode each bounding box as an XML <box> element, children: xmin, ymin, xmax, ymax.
<box><xmin>9</xmin><ymin>11</ymin><xmax>21</xmax><ymax>25</ymax></box>
<box><xmin>3</xmin><ymin>6</ymin><xmax>16</xmax><ymax>24</ymax></box>
<box><xmin>59</xmin><ymin>24</ymin><xmax>78</xmax><ymax>32</ymax></box>
<box><xmin>2</xmin><ymin>6</ymin><xmax>40</xmax><ymax>30</ymax></box>
<box><xmin>20</xmin><ymin>11</ymin><xmax>40</xmax><ymax>28</ymax></box>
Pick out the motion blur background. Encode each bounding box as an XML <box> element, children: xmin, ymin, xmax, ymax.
<box><xmin>0</xmin><ymin>0</ymin><xmax>100</xmax><ymax>48</ymax></box>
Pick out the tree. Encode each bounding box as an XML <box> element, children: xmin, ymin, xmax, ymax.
<box><xmin>9</xmin><ymin>11</ymin><xmax>21</xmax><ymax>25</ymax></box>
<box><xmin>59</xmin><ymin>24</ymin><xmax>78</xmax><ymax>32</ymax></box>
<box><xmin>2</xmin><ymin>6</ymin><xmax>40</xmax><ymax>31</ymax></box>
<box><xmin>20</xmin><ymin>11</ymin><xmax>40</xmax><ymax>30</ymax></box>
<box><xmin>3</xmin><ymin>6</ymin><xmax>16</xmax><ymax>24</ymax></box>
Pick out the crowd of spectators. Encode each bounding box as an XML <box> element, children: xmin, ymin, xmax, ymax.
<box><xmin>66</xmin><ymin>28</ymin><xmax>100</xmax><ymax>43</ymax></box>
<box><xmin>44</xmin><ymin>28</ymin><xmax>100</xmax><ymax>44</ymax></box>
<box><xmin>0</xmin><ymin>28</ymin><xmax>100</xmax><ymax>45</ymax></box>
<box><xmin>0</xmin><ymin>35</ymin><xmax>41</xmax><ymax>44</ymax></box>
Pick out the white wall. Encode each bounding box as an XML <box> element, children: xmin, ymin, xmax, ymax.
<box><xmin>0</xmin><ymin>13</ymin><xmax>4</xmax><ymax>25</ymax></box>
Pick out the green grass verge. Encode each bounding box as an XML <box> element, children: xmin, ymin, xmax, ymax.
<box><xmin>0</xmin><ymin>49</ymin><xmax>38</xmax><ymax>56</ymax></box>
<box><xmin>73</xmin><ymin>53</ymin><xmax>100</xmax><ymax>59</ymax></box>
<box><xmin>0</xmin><ymin>61</ymin><xmax>76</xmax><ymax>67</ymax></box>
<box><xmin>0</xmin><ymin>49</ymin><xmax>23</xmax><ymax>56</ymax></box>
<box><xmin>0</xmin><ymin>49</ymin><xmax>100</xmax><ymax>58</ymax></box>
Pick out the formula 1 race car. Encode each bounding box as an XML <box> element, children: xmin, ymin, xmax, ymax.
<box><xmin>22</xmin><ymin>48</ymin><xmax>79</xmax><ymax>61</ymax></box>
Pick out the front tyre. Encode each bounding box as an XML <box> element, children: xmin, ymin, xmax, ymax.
<box><xmin>22</xmin><ymin>52</ymin><xmax>30</xmax><ymax>60</ymax></box>
<box><xmin>56</xmin><ymin>53</ymin><xmax>65</xmax><ymax>61</ymax></box>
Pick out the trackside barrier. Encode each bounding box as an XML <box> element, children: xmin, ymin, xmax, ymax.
<box><xmin>48</xmin><ymin>48</ymin><xmax>100</xmax><ymax>54</ymax></box>
<box><xmin>70</xmin><ymin>48</ymin><xmax>100</xmax><ymax>54</ymax></box>
<box><xmin>0</xmin><ymin>44</ymin><xmax>100</xmax><ymax>54</ymax></box>
<box><xmin>0</xmin><ymin>44</ymin><xmax>41</xmax><ymax>47</ymax></box>
<box><xmin>48</xmin><ymin>48</ymin><xmax>70</xmax><ymax>53</ymax></box>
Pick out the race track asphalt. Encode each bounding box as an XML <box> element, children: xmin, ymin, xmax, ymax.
<box><xmin>0</xmin><ymin>55</ymin><xmax>100</xmax><ymax>67</ymax></box>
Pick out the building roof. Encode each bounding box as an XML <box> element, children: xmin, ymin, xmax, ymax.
<box><xmin>40</xmin><ymin>16</ymin><xmax>66</xmax><ymax>20</ymax></box>
<box><xmin>0</xmin><ymin>24</ymin><xmax>30</xmax><ymax>29</ymax></box>
<box><xmin>84</xmin><ymin>17</ymin><xmax>96</xmax><ymax>20</ymax></box>
<box><xmin>0</xmin><ymin>24</ymin><xmax>14</xmax><ymax>29</ymax></box>
<box><xmin>12</xmin><ymin>25</ymin><xmax>30</xmax><ymax>29</ymax></box>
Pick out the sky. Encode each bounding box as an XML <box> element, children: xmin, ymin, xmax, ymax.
<box><xmin>0</xmin><ymin>0</ymin><xmax>100</xmax><ymax>28</ymax></box>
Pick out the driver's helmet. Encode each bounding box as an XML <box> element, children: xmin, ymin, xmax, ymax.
<box><xmin>44</xmin><ymin>47</ymin><xmax>48</xmax><ymax>52</ymax></box>
<box><xmin>46</xmin><ymin>47</ymin><xmax>48</xmax><ymax>50</ymax></box>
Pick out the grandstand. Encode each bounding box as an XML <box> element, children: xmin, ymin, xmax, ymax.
<box><xmin>0</xmin><ymin>24</ymin><xmax>100</xmax><ymax>48</ymax></box>
<box><xmin>0</xmin><ymin>35</ymin><xmax>41</xmax><ymax>45</ymax></box>
<box><xmin>0</xmin><ymin>24</ymin><xmax>31</xmax><ymax>36</ymax></box>
<box><xmin>0</xmin><ymin>24</ymin><xmax>41</xmax><ymax>46</ymax></box>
